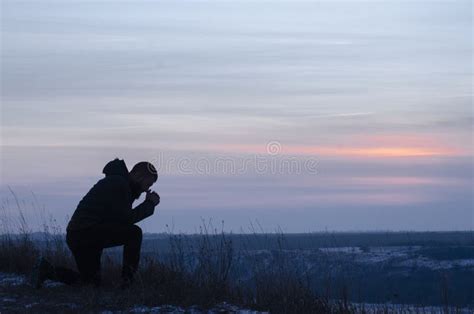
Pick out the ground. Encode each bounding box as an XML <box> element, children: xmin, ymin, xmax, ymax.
<box><xmin>0</xmin><ymin>272</ymin><xmax>263</xmax><ymax>313</ymax></box>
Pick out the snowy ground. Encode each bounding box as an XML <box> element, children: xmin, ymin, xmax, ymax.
<box><xmin>350</xmin><ymin>302</ymin><xmax>473</xmax><ymax>314</ymax></box>
<box><xmin>317</xmin><ymin>246</ymin><xmax>474</xmax><ymax>270</ymax></box>
<box><xmin>1</xmin><ymin>271</ymin><xmax>472</xmax><ymax>313</ymax></box>
<box><xmin>0</xmin><ymin>272</ymin><xmax>265</xmax><ymax>313</ymax></box>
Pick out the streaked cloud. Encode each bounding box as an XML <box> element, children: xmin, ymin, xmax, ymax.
<box><xmin>1</xmin><ymin>0</ymin><xmax>472</xmax><ymax>232</ymax></box>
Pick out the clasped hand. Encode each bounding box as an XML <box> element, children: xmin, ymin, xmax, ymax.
<box><xmin>145</xmin><ymin>189</ymin><xmax>160</xmax><ymax>206</ymax></box>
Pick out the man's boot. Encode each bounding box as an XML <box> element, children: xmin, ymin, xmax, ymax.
<box><xmin>30</xmin><ymin>257</ymin><xmax>54</xmax><ymax>289</ymax></box>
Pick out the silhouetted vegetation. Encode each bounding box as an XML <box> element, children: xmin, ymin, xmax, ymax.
<box><xmin>1</xmin><ymin>190</ymin><xmax>472</xmax><ymax>313</ymax></box>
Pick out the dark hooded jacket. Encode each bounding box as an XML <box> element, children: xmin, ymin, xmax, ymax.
<box><xmin>66</xmin><ymin>158</ymin><xmax>156</xmax><ymax>232</ymax></box>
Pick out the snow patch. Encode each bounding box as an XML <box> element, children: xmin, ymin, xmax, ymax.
<box><xmin>129</xmin><ymin>303</ymin><xmax>267</xmax><ymax>314</ymax></box>
<box><xmin>0</xmin><ymin>272</ymin><xmax>26</xmax><ymax>286</ymax></box>
<box><xmin>320</xmin><ymin>247</ymin><xmax>363</xmax><ymax>254</ymax></box>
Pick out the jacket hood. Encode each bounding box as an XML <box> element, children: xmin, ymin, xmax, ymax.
<box><xmin>103</xmin><ymin>158</ymin><xmax>142</xmax><ymax>200</ymax></box>
<box><xmin>102</xmin><ymin>158</ymin><xmax>129</xmax><ymax>178</ymax></box>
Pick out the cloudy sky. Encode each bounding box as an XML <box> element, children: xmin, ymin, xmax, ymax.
<box><xmin>1</xmin><ymin>0</ymin><xmax>472</xmax><ymax>233</ymax></box>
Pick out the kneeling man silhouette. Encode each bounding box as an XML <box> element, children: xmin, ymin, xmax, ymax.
<box><xmin>30</xmin><ymin>158</ymin><xmax>160</xmax><ymax>289</ymax></box>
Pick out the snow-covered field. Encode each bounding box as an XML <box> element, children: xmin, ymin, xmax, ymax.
<box><xmin>1</xmin><ymin>271</ymin><xmax>471</xmax><ymax>313</ymax></box>
<box><xmin>0</xmin><ymin>272</ymin><xmax>265</xmax><ymax>313</ymax></box>
<box><xmin>319</xmin><ymin>245</ymin><xmax>474</xmax><ymax>270</ymax></box>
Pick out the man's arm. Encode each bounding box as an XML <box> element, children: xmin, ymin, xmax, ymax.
<box><xmin>128</xmin><ymin>199</ymin><xmax>156</xmax><ymax>224</ymax></box>
<box><xmin>106</xmin><ymin>177</ymin><xmax>157</xmax><ymax>224</ymax></box>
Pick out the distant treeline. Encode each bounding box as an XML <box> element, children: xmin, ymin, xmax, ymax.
<box><xmin>139</xmin><ymin>231</ymin><xmax>474</xmax><ymax>253</ymax></box>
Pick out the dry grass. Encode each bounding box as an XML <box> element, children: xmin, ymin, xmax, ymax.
<box><xmin>0</xmin><ymin>189</ymin><xmax>334</xmax><ymax>313</ymax></box>
<box><xmin>4</xmin><ymin>190</ymin><xmax>462</xmax><ymax>313</ymax></box>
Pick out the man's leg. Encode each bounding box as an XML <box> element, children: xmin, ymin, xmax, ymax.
<box><xmin>67</xmin><ymin>223</ymin><xmax>143</xmax><ymax>285</ymax></box>
<box><xmin>30</xmin><ymin>230</ymin><xmax>100</xmax><ymax>288</ymax></box>
<box><xmin>91</xmin><ymin>223</ymin><xmax>143</xmax><ymax>283</ymax></box>
<box><xmin>122</xmin><ymin>225</ymin><xmax>142</xmax><ymax>281</ymax></box>
<box><xmin>105</xmin><ymin>224</ymin><xmax>142</xmax><ymax>282</ymax></box>
<box><xmin>30</xmin><ymin>257</ymin><xmax>80</xmax><ymax>288</ymax></box>
<box><xmin>50</xmin><ymin>265</ymin><xmax>81</xmax><ymax>285</ymax></box>
<box><xmin>66</xmin><ymin>231</ymin><xmax>103</xmax><ymax>287</ymax></box>
<box><xmin>69</xmin><ymin>245</ymin><xmax>103</xmax><ymax>286</ymax></box>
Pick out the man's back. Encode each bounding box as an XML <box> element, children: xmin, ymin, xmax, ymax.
<box><xmin>67</xmin><ymin>175</ymin><xmax>129</xmax><ymax>231</ymax></box>
<box><xmin>66</xmin><ymin>158</ymin><xmax>155</xmax><ymax>232</ymax></box>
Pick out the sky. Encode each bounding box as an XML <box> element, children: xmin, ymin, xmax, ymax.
<box><xmin>1</xmin><ymin>0</ymin><xmax>472</xmax><ymax>233</ymax></box>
